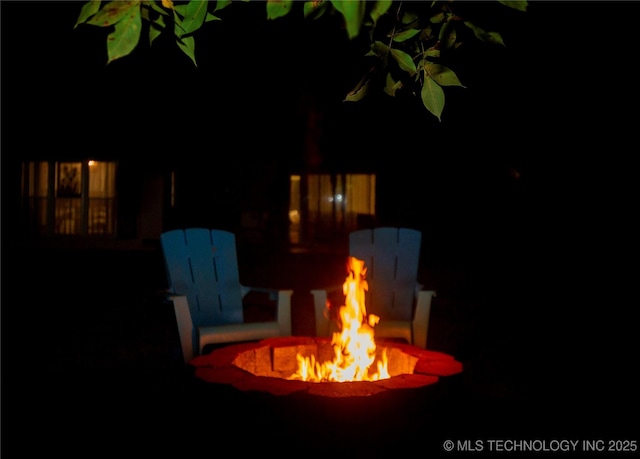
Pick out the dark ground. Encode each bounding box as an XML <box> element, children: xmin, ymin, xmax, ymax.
<box><xmin>3</xmin><ymin>240</ymin><xmax>638</xmax><ymax>457</ymax></box>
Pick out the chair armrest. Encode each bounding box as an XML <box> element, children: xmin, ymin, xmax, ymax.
<box><xmin>240</xmin><ymin>284</ymin><xmax>293</xmax><ymax>335</ymax></box>
<box><xmin>276</xmin><ymin>289</ymin><xmax>293</xmax><ymax>336</ymax></box>
<box><xmin>240</xmin><ymin>284</ymin><xmax>288</xmax><ymax>300</ymax></box>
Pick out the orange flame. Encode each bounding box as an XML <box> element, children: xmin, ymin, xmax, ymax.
<box><xmin>290</xmin><ymin>256</ymin><xmax>390</xmax><ymax>382</ymax></box>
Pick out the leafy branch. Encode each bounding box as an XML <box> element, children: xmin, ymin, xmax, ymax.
<box><xmin>74</xmin><ymin>0</ymin><xmax>527</xmax><ymax>120</ymax></box>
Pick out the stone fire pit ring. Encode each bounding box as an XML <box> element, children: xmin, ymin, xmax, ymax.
<box><xmin>189</xmin><ymin>336</ymin><xmax>463</xmax><ymax>398</ymax></box>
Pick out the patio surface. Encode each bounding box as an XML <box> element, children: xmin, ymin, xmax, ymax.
<box><xmin>5</xmin><ymin>241</ymin><xmax>637</xmax><ymax>456</ymax></box>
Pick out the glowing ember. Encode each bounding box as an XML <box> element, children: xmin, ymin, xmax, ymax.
<box><xmin>289</xmin><ymin>257</ymin><xmax>390</xmax><ymax>382</ymax></box>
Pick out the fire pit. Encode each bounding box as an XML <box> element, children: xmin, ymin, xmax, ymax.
<box><xmin>186</xmin><ymin>336</ymin><xmax>463</xmax><ymax>456</ymax></box>
<box><xmin>190</xmin><ymin>256</ymin><xmax>462</xmax><ymax>397</ymax></box>
<box><xmin>189</xmin><ymin>336</ymin><xmax>462</xmax><ymax>398</ymax></box>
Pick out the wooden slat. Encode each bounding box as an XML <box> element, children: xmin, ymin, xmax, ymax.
<box><xmin>161</xmin><ymin>228</ymin><xmax>244</xmax><ymax>327</ymax></box>
<box><xmin>350</xmin><ymin>227</ymin><xmax>421</xmax><ymax>322</ymax></box>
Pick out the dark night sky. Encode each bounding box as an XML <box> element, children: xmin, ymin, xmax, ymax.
<box><xmin>2</xmin><ymin>1</ymin><xmax>635</xmax><ymax>180</ymax></box>
<box><xmin>2</xmin><ymin>1</ymin><xmax>632</xmax><ymax>166</ymax></box>
<box><xmin>0</xmin><ymin>1</ymin><xmax>559</xmax><ymax>155</ymax></box>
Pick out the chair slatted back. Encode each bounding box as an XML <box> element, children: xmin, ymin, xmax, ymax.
<box><xmin>161</xmin><ymin>228</ymin><xmax>244</xmax><ymax>327</ymax></box>
<box><xmin>349</xmin><ymin>227</ymin><xmax>421</xmax><ymax>322</ymax></box>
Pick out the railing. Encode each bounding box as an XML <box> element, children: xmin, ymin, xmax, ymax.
<box><xmin>88</xmin><ymin>198</ymin><xmax>115</xmax><ymax>235</ymax></box>
<box><xmin>55</xmin><ymin>198</ymin><xmax>81</xmax><ymax>235</ymax></box>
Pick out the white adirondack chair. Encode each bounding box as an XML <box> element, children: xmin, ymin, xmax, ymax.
<box><xmin>161</xmin><ymin>228</ymin><xmax>293</xmax><ymax>364</ymax></box>
<box><xmin>311</xmin><ymin>227</ymin><xmax>435</xmax><ymax>349</ymax></box>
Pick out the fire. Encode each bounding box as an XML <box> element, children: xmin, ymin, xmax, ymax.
<box><xmin>289</xmin><ymin>256</ymin><xmax>390</xmax><ymax>382</ymax></box>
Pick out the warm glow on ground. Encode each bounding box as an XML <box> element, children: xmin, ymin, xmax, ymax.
<box><xmin>289</xmin><ymin>257</ymin><xmax>390</xmax><ymax>382</ymax></box>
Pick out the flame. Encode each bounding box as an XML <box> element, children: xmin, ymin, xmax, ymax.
<box><xmin>290</xmin><ymin>256</ymin><xmax>390</xmax><ymax>382</ymax></box>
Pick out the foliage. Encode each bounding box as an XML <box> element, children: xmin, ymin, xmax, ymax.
<box><xmin>74</xmin><ymin>0</ymin><xmax>527</xmax><ymax>120</ymax></box>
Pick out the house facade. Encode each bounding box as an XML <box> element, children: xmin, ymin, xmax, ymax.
<box><xmin>17</xmin><ymin>157</ymin><xmax>377</xmax><ymax>251</ymax></box>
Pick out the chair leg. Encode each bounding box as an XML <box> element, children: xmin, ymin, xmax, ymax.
<box><xmin>413</xmin><ymin>290</ymin><xmax>435</xmax><ymax>349</ymax></box>
<box><xmin>311</xmin><ymin>289</ymin><xmax>332</xmax><ymax>337</ymax></box>
<box><xmin>170</xmin><ymin>294</ymin><xmax>195</xmax><ymax>364</ymax></box>
<box><xmin>277</xmin><ymin>290</ymin><xmax>294</xmax><ymax>336</ymax></box>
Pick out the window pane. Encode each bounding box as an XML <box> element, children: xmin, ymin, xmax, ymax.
<box><xmin>88</xmin><ymin>161</ymin><xmax>116</xmax><ymax>198</ymax></box>
<box><xmin>345</xmin><ymin>174</ymin><xmax>376</xmax><ymax>228</ymax></box>
<box><xmin>57</xmin><ymin>162</ymin><xmax>82</xmax><ymax>197</ymax></box>
<box><xmin>291</xmin><ymin>173</ymin><xmax>376</xmax><ymax>245</ymax></box>
<box><xmin>27</xmin><ymin>161</ymin><xmax>49</xmax><ymax>197</ymax></box>
<box><xmin>55</xmin><ymin>162</ymin><xmax>82</xmax><ymax>235</ymax></box>
<box><xmin>88</xmin><ymin>161</ymin><xmax>116</xmax><ymax>235</ymax></box>
<box><xmin>25</xmin><ymin>161</ymin><xmax>49</xmax><ymax>235</ymax></box>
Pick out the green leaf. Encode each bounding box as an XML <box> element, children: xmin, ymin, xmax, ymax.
<box><xmin>75</xmin><ymin>0</ymin><xmax>102</xmax><ymax>28</ymax></box>
<box><xmin>437</xmin><ymin>18</ymin><xmax>451</xmax><ymax>41</ymax></box>
<box><xmin>177</xmin><ymin>35</ymin><xmax>197</xmax><ymax>66</ymax></box>
<box><xmin>174</xmin><ymin>0</ymin><xmax>208</xmax><ymax>36</ymax></box>
<box><xmin>383</xmin><ymin>73</ymin><xmax>402</xmax><ymax>97</ymax></box>
<box><xmin>498</xmin><ymin>0</ymin><xmax>528</xmax><ymax>12</ymax></box>
<box><xmin>205</xmin><ymin>12</ymin><xmax>222</xmax><ymax>23</ymax></box>
<box><xmin>87</xmin><ymin>1</ymin><xmax>140</xmax><ymax>28</ymax></box>
<box><xmin>430</xmin><ymin>11</ymin><xmax>445</xmax><ymax>24</ymax></box>
<box><xmin>371</xmin><ymin>40</ymin><xmax>390</xmax><ymax>55</ymax></box>
<box><xmin>106</xmin><ymin>5</ymin><xmax>142</xmax><ymax>63</ymax></box>
<box><xmin>344</xmin><ymin>76</ymin><xmax>370</xmax><ymax>102</ymax></box>
<box><xmin>213</xmin><ymin>0</ymin><xmax>233</xmax><ymax>13</ymax></box>
<box><xmin>391</xmin><ymin>28</ymin><xmax>420</xmax><ymax>43</ymax></box>
<box><xmin>463</xmin><ymin>21</ymin><xmax>505</xmax><ymax>46</ymax></box>
<box><xmin>330</xmin><ymin>0</ymin><xmax>366</xmax><ymax>39</ymax></box>
<box><xmin>266</xmin><ymin>0</ymin><xmax>293</xmax><ymax>20</ymax></box>
<box><xmin>400</xmin><ymin>10</ymin><xmax>418</xmax><ymax>25</ymax></box>
<box><xmin>370</xmin><ymin>0</ymin><xmax>392</xmax><ymax>26</ymax></box>
<box><xmin>421</xmin><ymin>76</ymin><xmax>445</xmax><ymax>121</ymax></box>
<box><xmin>148</xmin><ymin>1</ymin><xmax>169</xmax><ymax>16</ymax></box>
<box><xmin>303</xmin><ymin>1</ymin><xmax>328</xmax><ymax>20</ymax></box>
<box><xmin>149</xmin><ymin>15</ymin><xmax>165</xmax><ymax>44</ymax></box>
<box><xmin>437</xmin><ymin>20</ymin><xmax>457</xmax><ymax>50</ymax></box>
<box><xmin>484</xmin><ymin>30</ymin><xmax>504</xmax><ymax>46</ymax></box>
<box><xmin>423</xmin><ymin>63</ymin><xmax>465</xmax><ymax>87</ymax></box>
<box><xmin>390</xmin><ymin>48</ymin><xmax>417</xmax><ymax>75</ymax></box>
<box><xmin>423</xmin><ymin>48</ymin><xmax>440</xmax><ymax>59</ymax></box>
